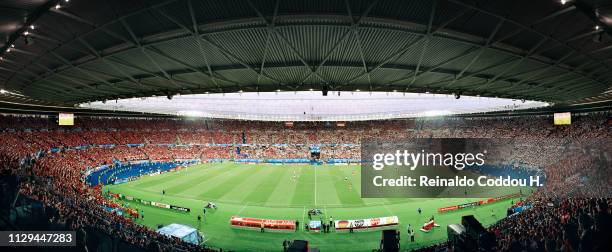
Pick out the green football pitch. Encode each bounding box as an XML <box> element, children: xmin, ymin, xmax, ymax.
<box><xmin>105</xmin><ymin>163</ymin><xmax>527</xmax><ymax>251</ymax></box>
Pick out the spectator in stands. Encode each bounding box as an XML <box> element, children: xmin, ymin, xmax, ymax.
<box><xmin>0</xmin><ymin>112</ymin><xmax>610</xmax><ymax>252</ymax></box>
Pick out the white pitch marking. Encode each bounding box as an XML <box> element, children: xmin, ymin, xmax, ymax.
<box><xmin>302</xmin><ymin>206</ymin><xmax>306</xmax><ymax>226</ymax></box>
<box><xmin>236</xmin><ymin>202</ymin><xmax>249</xmax><ymax>215</ymax></box>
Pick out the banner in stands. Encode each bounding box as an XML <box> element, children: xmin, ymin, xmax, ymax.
<box><xmin>334</xmin><ymin>216</ymin><xmax>399</xmax><ymax>231</ymax></box>
<box><xmin>113</xmin><ymin>178</ymin><xmax>129</xmax><ymax>185</ymax></box>
<box><xmin>438</xmin><ymin>193</ymin><xmax>520</xmax><ymax>213</ymax></box>
<box><xmin>507</xmin><ymin>203</ymin><xmax>531</xmax><ymax>216</ymax></box>
<box><xmin>230</xmin><ymin>216</ymin><xmax>295</xmax><ymax>232</ymax></box>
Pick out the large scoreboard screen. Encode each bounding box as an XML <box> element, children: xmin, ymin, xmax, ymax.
<box><xmin>58</xmin><ymin>113</ymin><xmax>74</xmax><ymax>126</ymax></box>
<box><xmin>554</xmin><ymin>112</ymin><xmax>571</xmax><ymax>125</ymax></box>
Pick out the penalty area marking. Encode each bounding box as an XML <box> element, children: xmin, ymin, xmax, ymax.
<box><xmin>302</xmin><ymin>206</ymin><xmax>306</xmax><ymax>227</ymax></box>
<box><xmin>382</xmin><ymin>202</ymin><xmax>394</xmax><ymax>216</ymax></box>
<box><xmin>237</xmin><ymin>202</ymin><xmax>249</xmax><ymax>215</ymax></box>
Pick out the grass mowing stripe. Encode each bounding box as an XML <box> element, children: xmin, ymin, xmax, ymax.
<box><xmin>128</xmin><ymin>174</ymin><xmax>174</xmax><ymax>188</ymax></box>
<box><xmin>266</xmin><ymin>166</ymin><xmax>301</xmax><ymax>206</ymax></box>
<box><xmin>195</xmin><ymin>165</ymin><xmax>260</xmax><ymax>200</ymax></box>
<box><xmin>164</xmin><ymin>164</ymin><xmax>232</xmax><ymax>194</ymax></box>
<box><xmin>331</xmin><ymin>166</ymin><xmax>364</xmax><ymax>206</ymax></box>
<box><xmin>133</xmin><ymin>164</ymin><xmax>211</xmax><ymax>188</ymax></box>
<box><xmin>343</xmin><ymin>166</ymin><xmax>391</xmax><ymax>206</ymax></box>
<box><xmin>218</xmin><ymin>165</ymin><xmax>276</xmax><ymax>203</ymax></box>
<box><xmin>241</xmin><ymin>165</ymin><xmax>291</xmax><ymax>205</ymax></box>
<box><xmin>314</xmin><ymin>165</ymin><xmax>317</xmax><ymax>206</ymax></box>
<box><xmin>314</xmin><ymin>167</ymin><xmax>342</xmax><ymax>206</ymax></box>
<box><xmin>290</xmin><ymin>166</ymin><xmax>314</xmax><ymax>206</ymax></box>
<box><xmin>173</xmin><ymin>165</ymin><xmax>239</xmax><ymax>196</ymax></box>
<box><xmin>104</xmin><ymin>164</ymin><xmax>530</xmax><ymax>252</ymax></box>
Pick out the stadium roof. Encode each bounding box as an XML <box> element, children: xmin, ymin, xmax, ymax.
<box><xmin>1</xmin><ymin>0</ymin><xmax>612</xmax><ymax>106</ymax></box>
<box><xmin>80</xmin><ymin>92</ymin><xmax>548</xmax><ymax>121</ymax></box>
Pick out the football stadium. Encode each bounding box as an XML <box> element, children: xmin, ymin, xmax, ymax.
<box><xmin>0</xmin><ymin>1</ymin><xmax>611</xmax><ymax>252</ymax></box>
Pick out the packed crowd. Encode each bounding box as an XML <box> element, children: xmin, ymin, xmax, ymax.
<box><xmin>479</xmin><ymin>145</ymin><xmax>611</xmax><ymax>252</ymax></box>
<box><xmin>0</xmin><ymin>112</ymin><xmax>610</xmax><ymax>251</ymax></box>
<box><xmin>417</xmin><ymin>198</ymin><xmax>611</xmax><ymax>252</ymax></box>
<box><xmin>489</xmin><ymin>197</ymin><xmax>611</xmax><ymax>252</ymax></box>
<box><xmin>18</xmin><ymin>176</ymin><xmax>214</xmax><ymax>252</ymax></box>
